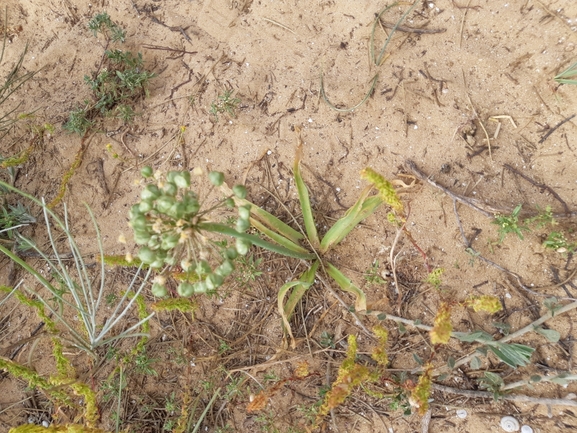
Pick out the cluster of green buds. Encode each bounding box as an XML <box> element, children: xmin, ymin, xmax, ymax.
<box><xmin>129</xmin><ymin>166</ymin><xmax>250</xmax><ymax>297</ymax></box>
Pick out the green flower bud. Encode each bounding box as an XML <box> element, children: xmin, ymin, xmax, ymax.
<box><xmin>238</xmin><ymin>205</ymin><xmax>251</xmax><ymax>220</ymax></box>
<box><xmin>161</xmin><ymin>233</ymin><xmax>180</xmax><ymax>250</ymax></box>
<box><xmin>215</xmin><ymin>260</ymin><xmax>234</xmax><ymax>277</ymax></box>
<box><xmin>139</xmin><ymin>200</ymin><xmax>153</xmax><ymax>213</ymax></box>
<box><xmin>156</xmin><ymin>196</ymin><xmax>176</xmax><ymax>214</ymax></box>
<box><xmin>141</xmin><ymin>184</ymin><xmax>161</xmax><ymax>201</ymax></box>
<box><xmin>224</xmin><ymin>198</ymin><xmax>235</xmax><ymax>208</ymax></box>
<box><xmin>236</xmin><ymin>218</ymin><xmax>250</xmax><ymax>233</ymax></box>
<box><xmin>141</xmin><ymin>166</ymin><xmax>153</xmax><ymax>178</ymax></box>
<box><xmin>193</xmin><ymin>281</ymin><xmax>208</xmax><ymax>294</ymax></box>
<box><xmin>138</xmin><ymin>247</ymin><xmax>156</xmax><ymax>264</ymax></box>
<box><xmin>163</xmin><ymin>182</ymin><xmax>178</xmax><ymax>196</ymax></box>
<box><xmin>174</xmin><ymin>171</ymin><xmax>191</xmax><ymax>188</ymax></box>
<box><xmin>225</xmin><ymin>247</ymin><xmax>238</xmax><ymax>260</ymax></box>
<box><xmin>177</xmin><ymin>282</ymin><xmax>195</xmax><ymax>297</ymax></box>
<box><xmin>133</xmin><ymin>230</ymin><xmax>151</xmax><ymax>244</ymax></box>
<box><xmin>131</xmin><ymin>215</ymin><xmax>148</xmax><ymax>230</ymax></box>
<box><xmin>209</xmin><ymin>171</ymin><xmax>224</xmax><ymax>186</ymax></box>
<box><xmin>232</xmin><ymin>185</ymin><xmax>247</xmax><ymax>199</ymax></box>
<box><xmin>236</xmin><ymin>238</ymin><xmax>250</xmax><ymax>255</ymax></box>
<box><xmin>151</xmin><ymin>282</ymin><xmax>168</xmax><ymax>297</ymax></box>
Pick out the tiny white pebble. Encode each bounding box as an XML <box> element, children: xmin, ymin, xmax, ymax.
<box><xmin>456</xmin><ymin>409</ymin><xmax>467</xmax><ymax>419</ymax></box>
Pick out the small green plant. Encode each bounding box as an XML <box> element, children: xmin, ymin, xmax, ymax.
<box><xmin>493</xmin><ymin>204</ymin><xmax>529</xmax><ymax>243</ymax></box>
<box><xmin>210</xmin><ymin>90</ymin><xmax>241</xmax><ymax>121</ymax></box>
<box><xmin>235</xmin><ymin>254</ymin><xmax>263</xmax><ymax>287</ymax></box>
<box><xmin>424</xmin><ymin>267</ymin><xmax>444</xmax><ymax>290</ymax></box>
<box><xmin>543</xmin><ymin>231</ymin><xmax>576</xmax><ymax>253</ymax></box>
<box><xmin>129</xmin><ymin>166</ymin><xmax>254</xmax><ymax>297</ymax></box>
<box><xmin>555</xmin><ymin>61</ymin><xmax>577</xmax><ymax>85</ymax></box>
<box><xmin>0</xmin><ymin>181</ymin><xmax>154</xmax><ymax>355</ymax></box>
<box><xmin>134</xmin><ymin>350</ymin><xmax>158</xmax><ymax>376</ymax></box>
<box><xmin>130</xmin><ymin>132</ymin><xmax>416</xmax><ymax>350</ymax></box>
<box><xmin>64</xmin><ymin>12</ymin><xmax>154</xmax><ymax>135</ymax></box>
<box><xmin>363</xmin><ymin>260</ymin><xmax>387</xmax><ymax>285</ymax></box>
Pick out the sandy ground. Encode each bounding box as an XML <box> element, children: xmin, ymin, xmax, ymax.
<box><xmin>1</xmin><ymin>0</ymin><xmax>577</xmax><ymax>432</ymax></box>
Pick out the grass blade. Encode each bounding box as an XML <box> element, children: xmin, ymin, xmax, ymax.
<box><xmin>294</xmin><ymin>129</ymin><xmax>319</xmax><ymax>248</ymax></box>
<box><xmin>372</xmin><ymin>1</ymin><xmax>419</xmax><ymax>66</ymax></box>
<box><xmin>278</xmin><ymin>260</ymin><xmax>319</xmax><ymax>348</ymax></box>
<box><xmin>220</xmin><ymin>182</ymin><xmax>304</xmax><ymax>244</ymax></box>
<box><xmin>320</xmin><ymin>187</ymin><xmax>383</xmax><ymax>254</ymax></box>
<box><xmin>325</xmin><ymin>262</ymin><xmax>367</xmax><ymax>313</ymax></box>
<box><xmin>249</xmin><ymin>217</ymin><xmax>311</xmax><ymax>255</ymax></box>
<box><xmin>320</xmin><ymin>73</ymin><xmax>379</xmax><ymax>113</ymax></box>
<box><xmin>554</xmin><ymin>61</ymin><xmax>577</xmax><ymax>84</ymax></box>
<box><xmin>198</xmin><ymin>222</ymin><xmax>315</xmax><ymax>260</ymax></box>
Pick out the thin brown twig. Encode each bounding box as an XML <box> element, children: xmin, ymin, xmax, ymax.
<box><xmin>458</xmin><ymin>0</ymin><xmax>472</xmax><ymax>48</ymax></box>
<box><xmin>432</xmin><ymin>383</ymin><xmax>577</xmax><ymax>407</ymax></box>
<box><xmin>379</xmin><ymin>20</ymin><xmax>446</xmax><ymax>34</ymax></box>
<box><xmin>503</xmin><ymin>163</ymin><xmax>570</xmax><ymax>213</ymax></box>
<box><xmin>538</xmin><ymin>114</ymin><xmax>576</xmax><ymax>144</ymax></box>
<box><xmin>405</xmin><ymin>160</ymin><xmax>501</xmax><ymax>217</ymax></box>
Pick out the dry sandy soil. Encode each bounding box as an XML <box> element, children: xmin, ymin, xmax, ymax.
<box><xmin>1</xmin><ymin>0</ymin><xmax>577</xmax><ymax>432</ymax></box>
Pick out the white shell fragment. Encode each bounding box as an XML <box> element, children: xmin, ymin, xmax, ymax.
<box><xmin>501</xmin><ymin>416</ymin><xmax>520</xmax><ymax>432</ymax></box>
<box><xmin>456</xmin><ymin>409</ymin><xmax>467</xmax><ymax>419</ymax></box>
<box><xmin>520</xmin><ymin>426</ymin><xmax>533</xmax><ymax>433</ymax></box>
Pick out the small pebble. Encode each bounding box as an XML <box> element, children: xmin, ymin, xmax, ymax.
<box><xmin>456</xmin><ymin>409</ymin><xmax>467</xmax><ymax>419</ymax></box>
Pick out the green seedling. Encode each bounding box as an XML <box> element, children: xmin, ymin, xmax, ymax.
<box><xmin>235</xmin><ymin>254</ymin><xmax>263</xmax><ymax>287</ymax></box>
<box><xmin>493</xmin><ymin>204</ymin><xmax>529</xmax><ymax>243</ymax></box>
<box><xmin>364</xmin><ymin>260</ymin><xmax>387</xmax><ymax>285</ymax></box>
<box><xmin>554</xmin><ymin>61</ymin><xmax>577</xmax><ymax>85</ymax></box>
<box><xmin>64</xmin><ymin>12</ymin><xmax>154</xmax><ymax>135</ymax></box>
<box><xmin>543</xmin><ymin>231</ymin><xmax>576</xmax><ymax>253</ymax></box>
<box><xmin>210</xmin><ymin>90</ymin><xmax>241</xmax><ymax>121</ymax></box>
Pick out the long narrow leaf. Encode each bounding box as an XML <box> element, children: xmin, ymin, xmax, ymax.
<box><xmin>199</xmin><ymin>222</ymin><xmax>315</xmax><ymax>260</ymax></box>
<box><xmin>325</xmin><ymin>262</ymin><xmax>367</xmax><ymax>313</ymax></box>
<box><xmin>278</xmin><ymin>281</ymin><xmax>310</xmax><ymax>348</ymax></box>
<box><xmin>220</xmin><ymin>183</ymin><xmax>304</xmax><ymax>244</ymax></box>
<box><xmin>320</xmin><ymin>188</ymin><xmax>383</xmax><ymax>253</ymax></box>
<box><xmin>250</xmin><ymin>217</ymin><xmax>311</xmax><ymax>255</ymax></box>
<box><xmin>278</xmin><ymin>260</ymin><xmax>319</xmax><ymax>348</ymax></box>
<box><xmin>293</xmin><ymin>134</ymin><xmax>319</xmax><ymax>247</ymax></box>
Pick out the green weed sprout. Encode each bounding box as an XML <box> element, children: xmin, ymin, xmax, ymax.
<box><xmin>554</xmin><ymin>61</ymin><xmax>577</xmax><ymax>85</ymax></box>
<box><xmin>543</xmin><ymin>231</ymin><xmax>576</xmax><ymax>253</ymax></box>
<box><xmin>64</xmin><ymin>12</ymin><xmax>154</xmax><ymax>135</ymax></box>
<box><xmin>492</xmin><ymin>204</ymin><xmax>529</xmax><ymax>243</ymax></box>
<box><xmin>210</xmin><ymin>90</ymin><xmax>241</xmax><ymax>121</ymax></box>
<box><xmin>0</xmin><ymin>181</ymin><xmax>154</xmax><ymax>355</ymax></box>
